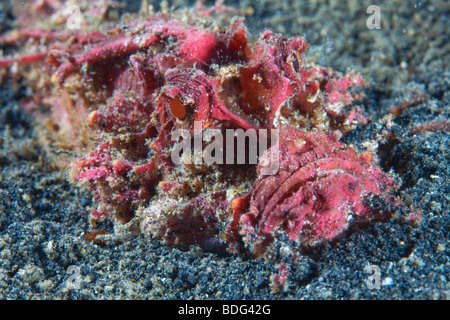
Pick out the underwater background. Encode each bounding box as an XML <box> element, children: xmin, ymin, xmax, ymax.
<box><xmin>0</xmin><ymin>0</ymin><xmax>448</xmax><ymax>299</ymax></box>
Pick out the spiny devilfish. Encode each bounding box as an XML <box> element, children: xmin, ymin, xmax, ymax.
<box><xmin>0</xmin><ymin>1</ymin><xmax>415</xmax><ymax>291</ymax></box>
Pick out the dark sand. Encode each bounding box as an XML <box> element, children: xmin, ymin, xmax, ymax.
<box><xmin>0</xmin><ymin>0</ymin><xmax>448</xmax><ymax>299</ymax></box>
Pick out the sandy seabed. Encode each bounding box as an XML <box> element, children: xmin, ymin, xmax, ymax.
<box><xmin>0</xmin><ymin>0</ymin><xmax>448</xmax><ymax>300</ymax></box>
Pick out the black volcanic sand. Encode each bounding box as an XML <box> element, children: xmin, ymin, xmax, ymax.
<box><xmin>0</xmin><ymin>0</ymin><xmax>448</xmax><ymax>299</ymax></box>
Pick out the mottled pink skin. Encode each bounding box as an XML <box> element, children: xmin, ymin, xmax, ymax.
<box><xmin>240</xmin><ymin>126</ymin><xmax>399</xmax><ymax>255</ymax></box>
<box><xmin>309</xmin><ymin>67</ymin><xmax>366</xmax><ymax>118</ymax></box>
<box><xmin>0</xmin><ymin>53</ymin><xmax>45</xmax><ymax>68</ymax></box>
<box><xmin>0</xmin><ymin>2</ymin><xmax>412</xmax><ymax>294</ymax></box>
<box><xmin>0</xmin><ymin>29</ymin><xmax>105</xmax><ymax>46</ymax></box>
<box><xmin>0</xmin><ymin>0</ymin><xmax>116</xmax><ymax>68</ymax></box>
<box><xmin>230</xmin><ymin>31</ymin><xmax>305</xmax><ymax>129</ymax></box>
<box><xmin>271</xmin><ymin>262</ymin><xmax>291</xmax><ymax>290</ymax></box>
<box><xmin>66</xmin><ymin>18</ymin><xmax>252</xmax><ymax>223</ymax></box>
<box><xmin>143</xmin><ymin>190</ymin><xmax>231</xmax><ymax>251</ymax></box>
<box><xmin>10</xmin><ymin>0</ymin><xmax>65</xmax><ymax>29</ymax></box>
<box><xmin>157</xmin><ymin>68</ymin><xmax>261</xmax><ymax>131</ymax></box>
<box><xmin>53</xmin><ymin>18</ymin><xmax>249</xmax><ymax>84</ymax></box>
<box><xmin>1</xmin><ymin>5</ymin><xmax>385</xmax><ymax>258</ymax></box>
<box><xmin>0</xmin><ymin>29</ymin><xmax>106</xmax><ymax>69</ymax></box>
<box><xmin>73</xmin><ymin>138</ymin><xmax>158</xmax><ymax>222</ymax></box>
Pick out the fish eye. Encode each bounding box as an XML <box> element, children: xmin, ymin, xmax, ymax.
<box><xmin>169</xmin><ymin>96</ymin><xmax>186</xmax><ymax>119</ymax></box>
